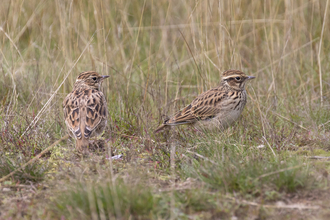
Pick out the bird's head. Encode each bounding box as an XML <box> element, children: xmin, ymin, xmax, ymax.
<box><xmin>74</xmin><ymin>71</ymin><xmax>109</xmax><ymax>90</ymax></box>
<box><xmin>222</xmin><ymin>70</ymin><xmax>255</xmax><ymax>90</ymax></box>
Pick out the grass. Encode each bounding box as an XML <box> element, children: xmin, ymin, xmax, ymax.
<box><xmin>0</xmin><ymin>156</ymin><xmax>49</xmax><ymax>183</ymax></box>
<box><xmin>52</xmin><ymin>177</ymin><xmax>231</xmax><ymax>219</ymax></box>
<box><xmin>182</xmin><ymin>137</ymin><xmax>314</xmax><ymax>195</ymax></box>
<box><xmin>1</xmin><ymin>0</ymin><xmax>330</xmax><ymax>219</ymax></box>
<box><xmin>54</xmin><ymin>179</ymin><xmax>155</xmax><ymax>219</ymax></box>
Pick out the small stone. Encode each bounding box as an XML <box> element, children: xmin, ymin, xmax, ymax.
<box><xmin>257</xmin><ymin>144</ymin><xmax>265</xmax><ymax>149</ymax></box>
<box><xmin>111</xmin><ymin>154</ymin><xmax>123</xmax><ymax>160</ymax></box>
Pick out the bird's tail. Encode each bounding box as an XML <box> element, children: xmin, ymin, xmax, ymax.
<box><xmin>76</xmin><ymin>138</ymin><xmax>89</xmax><ymax>153</ymax></box>
<box><xmin>154</xmin><ymin>124</ymin><xmax>167</xmax><ymax>134</ymax></box>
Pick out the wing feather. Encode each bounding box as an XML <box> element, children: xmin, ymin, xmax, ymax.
<box><xmin>63</xmin><ymin>88</ymin><xmax>108</xmax><ymax>139</ymax></box>
<box><xmin>84</xmin><ymin>90</ymin><xmax>107</xmax><ymax>138</ymax></box>
<box><xmin>166</xmin><ymin>88</ymin><xmax>228</xmax><ymax>125</ymax></box>
<box><xmin>63</xmin><ymin>92</ymin><xmax>81</xmax><ymax>139</ymax></box>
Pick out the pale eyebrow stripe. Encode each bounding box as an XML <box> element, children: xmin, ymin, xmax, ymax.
<box><xmin>222</xmin><ymin>75</ymin><xmax>242</xmax><ymax>79</ymax></box>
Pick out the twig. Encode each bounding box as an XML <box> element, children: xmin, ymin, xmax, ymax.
<box><xmin>318</xmin><ymin>0</ymin><xmax>329</xmax><ymax>107</ymax></box>
<box><xmin>0</xmin><ymin>184</ymin><xmax>32</xmax><ymax>189</ymax></box>
<box><xmin>255</xmin><ymin>164</ymin><xmax>304</xmax><ymax>181</ymax></box>
<box><xmin>307</xmin><ymin>156</ymin><xmax>330</xmax><ymax>160</ymax></box>
<box><xmin>126</xmin><ymin>0</ymin><xmax>146</xmax><ymax>95</ymax></box>
<box><xmin>179</xmin><ymin>30</ymin><xmax>205</xmax><ymax>83</ymax></box>
<box><xmin>157</xmin><ymin>186</ymin><xmax>193</xmax><ymax>192</ymax></box>
<box><xmin>170</xmin><ymin>135</ymin><xmax>176</xmax><ymax>220</ymax></box>
<box><xmin>186</xmin><ymin>150</ymin><xmax>217</xmax><ymax>165</ymax></box>
<box><xmin>0</xmin><ymin>27</ymin><xmax>24</xmax><ymax>62</ymax></box>
<box><xmin>271</xmin><ymin>111</ymin><xmax>308</xmax><ymax>131</ymax></box>
<box><xmin>259</xmin><ymin>105</ymin><xmax>308</xmax><ymax>131</ymax></box>
<box><xmin>254</xmin><ymin>38</ymin><xmax>319</xmax><ymax>75</ymax></box>
<box><xmin>0</xmin><ymin>135</ymin><xmax>69</xmax><ymax>183</ymax></box>
<box><xmin>224</xmin><ymin>195</ymin><xmax>319</xmax><ymax>210</ymax></box>
<box><xmin>124</xmin><ymin>20</ymin><xmax>286</xmax><ymax>31</ymax></box>
<box><xmin>262</xmin><ymin>136</ymin><xmax>276</xmax><ymax>158</ymax></box>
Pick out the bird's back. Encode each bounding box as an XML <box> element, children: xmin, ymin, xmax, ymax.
<box><xmin>63</xmin><ymin>87</ymin><xmax>108</xmax><ymax>151</ymax></box>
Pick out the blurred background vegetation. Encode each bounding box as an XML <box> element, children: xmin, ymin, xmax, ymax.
<box><xmin>1</xmin><ymin>0</ymin><xmax>330</xmax><ymax>219</ymax></box>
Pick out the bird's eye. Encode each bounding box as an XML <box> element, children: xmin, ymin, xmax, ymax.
<box><xmin>92</xmin><ymin>77</ymin><xmax>97</xmax><ymax>81</ymax></box>
<box><xmin>235</xmin><ymin>77</ymin><xmax>241</xmax><ymax>81</ymax></box>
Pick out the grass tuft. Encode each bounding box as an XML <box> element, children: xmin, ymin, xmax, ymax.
<box><xmin>54</xmin><ymin>178</ymin><xmax>155</xmax><ymax>219</ymax></box>
<box><xmin>0</xmin><ymin>156</ymin><xmax>50</xmax><ymax>183</ymax></box>
<box><xmin>182</xmin><ymin>135</ymin><xmax>316</xmax><ymax>197</ymax></box>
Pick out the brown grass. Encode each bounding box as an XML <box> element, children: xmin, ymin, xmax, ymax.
<box><xmin>1</xmin><ymin>0</ymin><xmax>330</xmax><ymax>219</ymax></box>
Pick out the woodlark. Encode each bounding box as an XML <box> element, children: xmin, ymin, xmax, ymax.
<box><xmin>63</xmin><ymin>71</ymin><xmax>109</xmax><ymax>153</ymax></box>
<box><xmin>155</xmin><ymin>70</ymin><xmax>255</xmax><ymax>133</ymax></box>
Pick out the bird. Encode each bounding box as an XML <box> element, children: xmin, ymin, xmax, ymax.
<box><xmin>154</xmin><ymin>70</ymin><xmax>255</xmax><ymax>133</ymax></box>
<box><xmin>63</xmin><ymin>71</ymin><xmax>109</xmax><ymax>153</ymax></box>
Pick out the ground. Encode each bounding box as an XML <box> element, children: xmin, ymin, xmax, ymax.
<box><xmin>1</xmin><ymin>0</ymin><xmax>330</xmax><ymax>219</ymax></box>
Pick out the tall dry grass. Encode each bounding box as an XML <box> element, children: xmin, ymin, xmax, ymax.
<box><xmin>0</xmin><ymin>1</ymin><xmax>329</xmax><ymax>136</ymax></box>
<box><xmin>1</xmin><ymin>0</ymin><xmax>330</xmax><ymax>219</ymax></box>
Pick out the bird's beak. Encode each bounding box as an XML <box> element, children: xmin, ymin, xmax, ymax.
<box><xmin>247</xmin><ymin>76</ymin><xmax>256</xmax><ymax>80</ymax></box>
<box><xmin>102</xmin><ymin>75</ymin><xmax>110</xmax><ymax>80</ymax></box>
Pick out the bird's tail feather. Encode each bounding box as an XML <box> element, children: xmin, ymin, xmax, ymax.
<box><xmin>76</xmin><ymin>138</ymin><xmax>89</xmax><ymax>153</ymax></box>
<box><xmin>154</xmin><ymin>124</ymin><xmax>167</xmax><ymax>134</ymax></box>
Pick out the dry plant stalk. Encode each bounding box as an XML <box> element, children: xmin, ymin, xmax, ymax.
<box><xmin>318</xmin><ymin>0</ymin><xmax>329</xmax><ymax>106</ymax></box>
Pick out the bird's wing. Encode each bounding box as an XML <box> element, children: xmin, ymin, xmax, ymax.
<box><xmin>83</xmin><ymin>89</ymin><xmax>107</xmax><ymax>138</ymax></box>
<box><xmin>165</xmin><ymin>88</ymin><xmax>228</xmax><ymax>125</ymax></box>
<box><xmin>63</xmin><ymin>89</ymin><xmax>107</xmax><ymax>139</ymax></box>
<box><xmin>63</xmin><ymin>91</ymin><xmax>81</xmax><ymax>139</ymax></box>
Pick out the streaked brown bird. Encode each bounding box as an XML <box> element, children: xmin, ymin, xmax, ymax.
<box><xmin>154</xmin><ymin>70</ymin><xmax>255</xmax><ymax>133</ymax></box>
<box><xmin>63</xmin><ymin>71</ymin><xmax>109</xmax><ymax>153</ymax></box>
